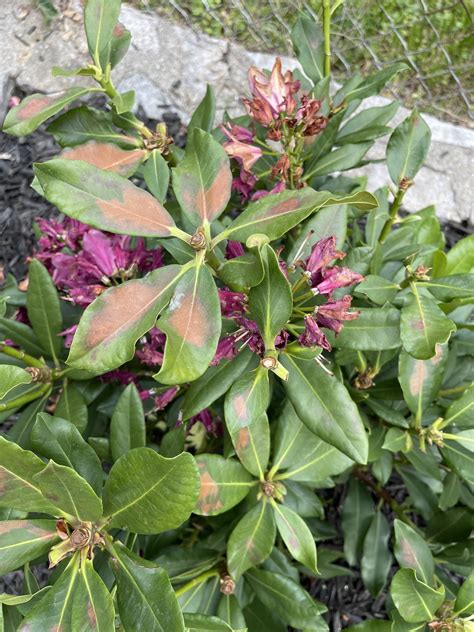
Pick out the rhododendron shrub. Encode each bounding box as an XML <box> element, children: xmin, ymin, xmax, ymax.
<box><xmin>1</xmin><ymin>0</ymin><xmax>473</xmax><ymax>630</ymax></box>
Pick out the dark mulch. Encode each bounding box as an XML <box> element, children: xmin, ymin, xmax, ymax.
<box><xmin>0</xmin><ymin>92</ymin><xmax>471</xmax><ymax>630</ymax></box>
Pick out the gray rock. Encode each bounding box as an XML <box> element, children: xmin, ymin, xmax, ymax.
<box><xmin>0</xmin><ymin>1</ymin><xmax>472</xmax><ymax>221</ymax></box>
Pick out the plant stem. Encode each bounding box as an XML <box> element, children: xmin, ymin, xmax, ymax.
<box><xmin>378</xmin><ymin>188</ymin><xmax>406</xmax><ymax>244</ymax></box>
<box><xmin>175</xmin><ymin>568</ymin><xmax>220</xmax><ymax>597</ymax></box>
<box><xmin>353</xmin><ymin>467</ymin><xmax>418</xmax><ymax>530</ymax></box>
<box><xmin>0</xmin><ymin>343</ymin><xmax>45</xmax><ymax>368</ymax></box>
<box><xmin>322</xmin><ymin>0</ymin><xmax>332</xmax><ymax>78</ymax></box>
<box><xmin>0</xmin><ymin>383</ymin><xmax>52</xmax><ymax>412</ymax></box>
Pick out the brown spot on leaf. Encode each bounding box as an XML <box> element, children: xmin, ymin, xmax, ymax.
<box><xmin>261</xmin><ymin>196</ymin><xmax>300</xmax><ymax>219</ymax></box>
<box><xmin>95</xmin><ymin>184</ymin><xmax>175</xmax><ymax>236</ymax></box>
<box><xmin>113</xmin><ymin>23</ymin><xmax>124</xmax><ymax>36</ymax></box>
<box><xmin>232</xmin><ymin>394</ymin><xmax>249</xmax><ymax>424</ymax></box>
<box><xmin>235</xmin><ymin>428</ymin><xmax>250</xmax><ymax>453</ymax></box>
<box><xmin>409</xmin><ymin>361</ymin><xmax>427</xmax><ymax>396</ymax></box>
<box><xmin>197</xmin><ymin>471</ymin><xmax>223</xmax><ymax>515</ymax></box>
<box><xmin>400</xmin><ymin>539</ymin><xmax>417</xmax><ymax>567</ymax></box>
<box><xmin>430</xmin><ymin>343</ymin><xmax>444</xmax><ymax>365</ymax></box>
<box><xmin>195</xmin><ymin>162</ymin><xmax>232</xmax><ymax>222</ymax></box>
<box><xmin>413</xmin><ymin>319</ymin><xmax>426</xmax><ymax>331</ymax></box>
<box><xmin>17</xmin><ymin>94</ymin><xmax>59</xmax><ymax>121</ymax></box>
<box><xmin>166</xmin><ymin>291</ymin><xmax>211</xmax><ymax>347</ymax></box>
<box><xmin>87</xmin><ymin>602</ymin><xmax>97</xmax><ymax>628</ymax></box>
<box><xmin>62</xmin><ymin>142</ymin><xmax>146</xmax><ymax>176</ymax></box>
<box><xmin>84</xmin><ymin>270</ymin><xmax>176</xmax><ymax>352</ymax></box>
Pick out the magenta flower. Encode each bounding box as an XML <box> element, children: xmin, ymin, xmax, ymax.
<box><xmin>189</xmin><ymin>408</ymin><xmax>222</xmax><ymax>437</ymax></box>
<box><xmin>100</xmin><ymin>369</ymin><xmax>139</xmax><ymax>386</ymax></box>
<box><xmin>82</xmin><ymin>230</ymin><xmax>120</xmax><ymax>277</ymax></box>
<box><xmin>305</xmin><ymin>236</ymin><xmax>345</xmax><ymax>282</ymax></box>
<box><xmin>219</xmin><ymin>289</ymin><xmax>247</xmax><ymax>318</ymax></box>
<box><xmin>246</xmin><ymin>58</ymin><xmax>300</xmax><ymax>119</ymax></box>
<box><xmin>154</xmin><ymin>386</ymin><xmax>179</xmax><ymax>410</ymax></box>
<box><xmin>211</xmin><ymin>336</ymin><xmax>237</xmax><ymax>365</ymax></box>
<box><xmin>314</xmin><ymin>267</ymin><xmax>364</xmax><ymax>295</ymax></box>
<box><xmin>251</xmin><ymin>180</ymin><xmax>286</xmax><ymax>201</ymax></box>
<box><xmin>59</xmin><ymin>324</ymin><xmax>78</xmax><ymax>348</ymax></box>
<box><xmin>316</xmin><ymin>295</ymin><xmax>360</xmax><ymax>335</ymax></box>
<box><xmin>299</xmin><ymin>315</ymin><xmax>332</xmax><ymax>351</ymax></box>
<box><xmin>225</xmin><ymin>240</ymin><xmax>245</xmax><ymax>260</ymax></box>
<box><xmin>136</xmin><ymin>327</ymin><xmax>166</xmax><ymax>367</ymax></box>
<box><xmin>232</xmin><ymin>169</ymin><xmax>257</xmax><ymax>200</ymax></box>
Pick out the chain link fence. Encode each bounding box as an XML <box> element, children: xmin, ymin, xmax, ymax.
<box><xmin>136</xmin><ymin>0</ymin><xmax>473</xmax><ymax>127</ymax></box>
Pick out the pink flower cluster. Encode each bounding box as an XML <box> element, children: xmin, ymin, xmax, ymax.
<box><xmin>299</xmin><ymin>236</ymin><xmax>363</xmax><ymax>351</ymax></box>
<box><xmin>222</xmin><ymin>58</ymin><xmax>327</xmax><ymax>199</ymax></box>
<box><xmin>36</xmin><ymin>218</ymin><xmax>164</xmax><ymax>306</ymax></box>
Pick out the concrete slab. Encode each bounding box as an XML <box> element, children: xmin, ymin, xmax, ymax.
<box><xmin>1</xmin><ymin>1</ymin><xmax>472</xmax><ymax>222</ymax></box>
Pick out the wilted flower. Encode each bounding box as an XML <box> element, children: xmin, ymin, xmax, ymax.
<box><xmin>135</xmin><ymin>327</ymin><xmax>166</xmax><ymax>367</ymax></box>
<box><xmin>316</xmin><ymin>295</ymin><xmax>360</xmax><ymax>334</ymax></box>
<box><xmin>245</xmin><ymin>58</ymin><xmax>300</xmax><ymax>119</ymax></box>
<box><xmin>313</xmin><ymin>267</ymin><xmax>364</xmax><ymax>295</ymax></box>
<box><xmin>225</xmin><ymin>240</ymin><xmax>245</xmax><ymax>260</ymax></box>
<box><xmin>222</xmin><ymin>123</ymin><xmax>262</xmax><ymax>172</ymax></box>
<box><xmin>299</xmin><ymin>315</ymin><xmax>332</xmax><ymax>350</ymax></box>
<box><xmin>305</xmin><ymin>236</ymin><xmax>345</xmax><ymax>283</ymax></box>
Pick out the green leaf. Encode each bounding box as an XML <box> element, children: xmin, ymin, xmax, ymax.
<box><xmin>243</xmin><ymin>597</ymin><xmax>287</xmax><ymax>632</ymax></box>
<box><xmin>230</xmin><ymin>413</ymin><xmax>270</xmax><ymax>478</ymax></box>
<box><xmin>73</xmin><ymin>558</ymin><xmax>115</xmax><ymax>631</ymax></box>
<box><xmin>427</xmin><ymin>508</ymin><xmax>474</xmax><ymax>544</ymax></box>
<box><xmin>34</xmin><ymin>159</ymin><xmax>178</xmax><ymax>237</ymax></box>
<box><xmin>31</xmin><ymin>413</ymin><xmax>103</xmax><ymax>495</ymax></box>
<box><xmin>341</xmin><ymin>478</ymin><xmax>374</xmax><ymax>566</ymax></box>
<box><xmin>361</xmin><ymin>511</ymin><xmax>392</xmax><ymax>597</ymax></box>
<box><xmin>418</xmin><ymin>274</ymin><xmax>474</xmax><ymax>301</ymax></box>
<box><xmin>291</xmin><ymin>14</ymin><xmax>324</xmax><ymax>84</ymax></box>
<box><xmin>400</xmin><ymin>289</ymin><xmax>456</xmax><ymax>359</ymax></box>
<box><xmin>245</xmin><ymin>568</ymin><xmax>326</xmax><ymax>629</ymax></box>
<box><xmin>7</xmin><ymin>397</ymin><xmax>47</xmax><ymax>450</ymax></box>
<box><xmin>393</xmin><ymin>520</ymin><xmax>434</xmax><ymax>586</ymax></box>
<box><xmin>286</xmin><ymin>203</ymin><xmax>347</xmax><ymax>263</ymax></box>
<box><xmin>47</xmin><ymin>106</ymin><xmax>140</xmax><ymax>148</ymax></box>
<box><xmin>55</xmin><ymin>383</ymin><xmax>88</xmax><ymax>433</ymax></box>
<box><xmin>273</xmin><ymin>502</ymin><xmax>317</xmax><ymax>572</ymax></box>
<box><xmin>306</xmin><ymin>142</ymin><xmax>373</xmax><ymax>178</ymax></box>
<box><xmin>182</xmin><ymin>348</ymin><xmax>254</xmax><ymax>420</ymax></box>
<box><xmin>110</xmin><ymin>541</ymin><xmax>185</xmax><ymax>632</ymax></box>
<box><xmin>218</xmin><ymin>189</ymin><xmax>377</xmax><ymax>244</ymax></box>
<box><xmin>26</xmin><ymin>259</ymin><xmax>63</xmax><ymax>359</ymax></box>
<box><xmin>108</xmin><ymin>22</ymin><xmax>132</xmax><ymax>68</ymax></box>
<box><xmin>355</xmin><ymin>276</ymin><xmax>400</xmax><ymax>305</ymax></box>
<box><xmin>438</xmin><ymin>471</ymin><xmax>460</xmax><ymax>512</ymax></box>
<box><xmin>33</xmin><ymin>460</ymin><xmax>103</xmax><ymax>522</ymax></box>
<box><xmin>328</xmin><ymin>307</ymin><xmax>401</xmax><ymax>350</ymax></box>
<box><xmin>17</xmin><ymin>554</ymin><xmax>81</xmax><ymax>631</ymax></box>
<box><xmin>448</xmin><ymin>430</ymin><xmax>474</xmax><ymax>452</ymax></box>
<box><xmin>0</xmin><ymin>520</ymin><xmax>58</xmax><ymax>575</ymax></box>
<box><xmin>183</xmin><ymin>613</ymin><xmax>233</xmax><ymax>631</ymax></box>
<box><xmin>224</xmin><ymin>366</ymin><xmax>270</xmax><ymax>433</ymax></box>
<box><xmin>444</xmin><ymin>384</ymin><xmax>474</xmax><ymax>427</ymax></box>
<box><xmin>188</xmin><ymin>85</ymin><xmax>216</xmax><ymax>134</ymax></box>
<box><xmin>454</xmin><ymin>570</ymin><xmax>474</xmax><ymax>616</ymax></box>
<box><xmin>84</xmin><ymin>0</ymin><xmax>121</xmax><ymax>66</ymax></box>
<box><xmin>398</xmin><ymin>343</ymin><xmax>448</xmax><ymax>417</ymax></box>
<box><xmin>110</xmin><ymin>383</ymin><xmax>146</xmax><ymax>462</ymax></box>
<box><xmin>193</xmin><ymin>454</ymin><xmax>255</xmax><ymax>516</ymax></box>
<box><xmin>103</xmin><ymin>448</ymin><xmax>199</xmax><ymax>533</ymax></box>
<box><xmin>68</xmin><ymin>265</ymin><xmax>182</xmax><ymax>372</ymax></box>
<box><xmin>216</xmin><ymin>594</ymin><xmax>246</xmax><ymax>630</ymax></box>
<box><xmin>248</xmin><ymin>244</ymin><xmax>292</xmax><ymax>349</ymax></box>
<box><xmin>218</xmin><ymin>251</ymin><xmax>264</xmax><ymax>292</ymax></box>
<box><xmin>144</xmin><ymin>150</ymin><xmax>170</xmax><ymax>203</ymax></box>
<box><xmin>365</xmin><ymin>187</ymin><xmax>390</xmax><ymax>247</ymax></box>
<box><xmin>60</xmin><ymin>141</ymin><xmax>145</xmax><ymax>177</ymax></box>
<box><xmin>343</xmin><ymin>62</ymin><xmax>408</xmax><ymax>103</ymax></box>
<box><xmin>281</xmin><ymin>355</ymin><xmax>368</xmax><ymax>463</ymax></box>
<box><xmin>441</xmin><ymin>440</ymin><xmax>474</xmax><ymax>486</ymax></box>
<box><xmin>0</xmin><ymin>366</ymin><xmax>32</xmax><ymax>400</ymax></box>
<box><xmin>173</xmin><ymin>129</ymin><xmax>231</xmax><ymax>226</ymax></box>
<box><xmin>154</xmin><ymin>261</ymin><xmax>221</xmax><ymax>385</ymax></box>
<box><xmin>271</xmin><ymin>400</ymin><xmax>352</xmax><ymax>482</ymax></box>
<box><xmin>387</xmin><ymin>109</ymin><xmax>431</xmax><ymax>185</ymax></box>
<box><xmin>227</xmin><ymin>501</ymin><xmax>276</xmax><ymax>580</ymax></box>
<box><xmin>0</xmin><ymin>318</ymin><xmax>43</xmax><ymax>357</ymax></box>
<box><xmin>111</xmin><ymin>90</ymin><xmax>136</xmax><ymax>114</ymax></box>
<box><xmin>390</xmin><ymin>568</ymin><xmax>445</xmax><ymax>623</ymax></box>
<box><xmin>3</xmin><ymin>88</ymin><xmax>92</xmax><ymax>137</ymax></box>
<box><xmin>337</xmin><ymin>102</ymin><xmax>400</xmax><ymax>144</ymax></box>
<box><xmin>0</xmin><ymin>437</ymin><xmax>57</xmax><ymax>514</ymax></box>
<box><xmin>446</xmin><ymin>235</ymin><xmax>474</xmax><ymax>274</ymax></box>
